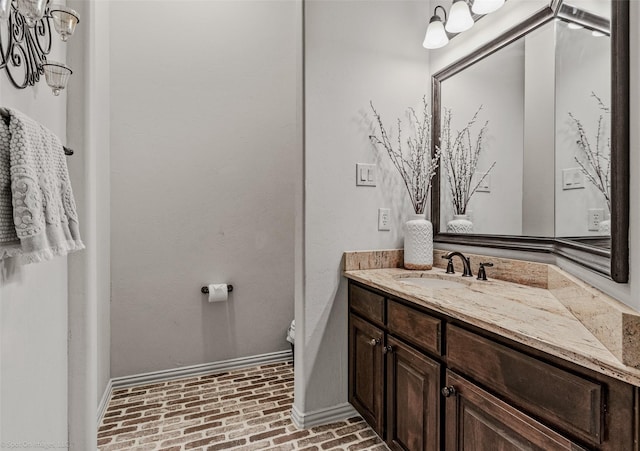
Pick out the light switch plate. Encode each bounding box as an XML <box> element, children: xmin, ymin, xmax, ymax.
<box><xmin>475</xmin><ymin>172</ymin><xmax>491</xmax><ymax>193</ymax></box>
<box><xmin>562</xmin><ymin>168</ymin><xmax>585</xmax><ymax>190</ymax></box>
<box><xmin>356</xmin><ymin>163</ymin><xmax>376</xmax><ymax>187</ymax></box>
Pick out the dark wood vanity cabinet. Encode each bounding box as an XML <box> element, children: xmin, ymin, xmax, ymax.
<box><xmin>386</xmin><ymin>336</ymin><xmax>441</xmax><ymax>451</ymax></box>
<box><xmin>443</xmin><ymin>371</ymin><xmax>584</xmax><ymax>451</ymax></box>
<box><xmin>349</xmin><ymin>314</ymin><xmax>385</xmax><ymax>435</ymax></box>
<box><xmin>349</xmin><ymin>282</ymin><xmax>443</xmax><ymax>450</ymax></box>
<box><xmin>348</xmin><ymin>280</ymin><xmax>638</xmax><ymax>451</ymax></box>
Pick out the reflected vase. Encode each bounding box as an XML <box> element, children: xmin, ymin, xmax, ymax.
<box><xmin>404</xmin><ymin>214</ymin><xmax>433</xmax><ymax>270</ymax></box>
<box><xmin>447</xmin><ymin>214</ymin><xmax>473</xmax><ymax>234</ymax></box>
<box><xmin>599</xmin><ymin>218</ymin><xmax>611</xmax><ymax>234</ymax></box>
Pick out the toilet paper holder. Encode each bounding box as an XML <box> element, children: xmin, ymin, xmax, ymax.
<box><xmin>201</xmin><ymin>284</ymin><xmax>234</xmax><ymax>294</ymax></box>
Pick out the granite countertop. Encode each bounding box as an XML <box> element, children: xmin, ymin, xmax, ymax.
<box><xmin>344</xmin><ymin>265</ymin><xmax>640</xmax><ymax>387</ymax></box>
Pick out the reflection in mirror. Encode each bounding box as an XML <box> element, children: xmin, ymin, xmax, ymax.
<box><xmin>439</xmin><ymin>35</ymin><xmax>524</xmax><ymax>235</ymax></box>
<box><xmin>431</xmin><ymin>0</ymin><xmax>629</xmax><ymax>282</ymax></box>
<box><xmin>555</xmin><ymin>19</ymin><xmax>610</xmax><ymax>242</ymax></box>
<box><xmin>438</xmin><ymin>5</ymin><xmax>611</xmax><ymax>248</ymax></box>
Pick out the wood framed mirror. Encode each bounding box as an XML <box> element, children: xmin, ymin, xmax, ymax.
<box><xmin>430</xmin><ymin>0</ymin><xmax>628</xmax><ymax>282</ymax></box>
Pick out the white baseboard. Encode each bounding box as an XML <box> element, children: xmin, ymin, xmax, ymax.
<box><xmin>291</xmin><ymin>403</ymin><xmax>359</xmax><ymax>429</ymax></box>
<box><xmin>97</xmin><ymin>378</ymin><xmax>113</xmax><ymax>427</ymax></box>
<box><xmin>97</xmin><ymin>349</ymin><xmax>292</xmax><ymax>424</ymax></box>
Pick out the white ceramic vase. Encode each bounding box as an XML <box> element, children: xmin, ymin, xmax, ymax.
<box><xmin>404</xmin><ymin>213</ymin><xmax>433</xmax><ymax>270</ymax></box>
<box><xmin>447</xmin><ymin>214</ymin><xmax>473</xmax><ymax>234</ymax></box>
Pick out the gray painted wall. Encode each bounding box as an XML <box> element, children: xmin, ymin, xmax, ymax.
<box><xmin>0</xmin><ymin>27</ymin><xmax>70</xmax><ymax>450</ymax></box>
<box><xmin>67</xmin><ymin>1</ymin><xmax>111</xmax><ymax>449</ymax></box>
<box><xmin>440</xmin><ymin>39</ymin><xmax>524</xmax><ymax>234</ymax></box>
<box><xmin>108</xmin><ymin>0</ymin><xmax>298</xmax><ymax>377</ymax></box>
<box><xmin>300</xmin><ymin>0</ymin><xmax>431</xmax><ymax>415</ymax></box>
<box><xmin>555</xmin><ymin>21</ymin><xmax>611</xmax><ymax>237</ymax></box>
<box><xmin>523</xmin><ymin>22</ymin><xmax>556</xmax><ymax>237</ymax></box>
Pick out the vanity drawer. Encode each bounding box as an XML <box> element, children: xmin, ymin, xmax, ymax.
<box><xmin>446</xmin><ymin>325</ymin><xmax>603</xmax><ymax>444</ymax></box>
<box><xmin>349</xmin><ymin>283</ymin><xmax>385</xmax><ymax>326</ymax></box>
<box><xmin>387</xmin><ymin>300</ymin><xmax>442</xmax><ymax>355</ymax></box>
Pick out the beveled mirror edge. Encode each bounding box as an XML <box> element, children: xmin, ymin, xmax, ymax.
<box><xmin>430</xmin><ymin>0</ymin><xmax>629</xmax><ymax>283</ymax></box>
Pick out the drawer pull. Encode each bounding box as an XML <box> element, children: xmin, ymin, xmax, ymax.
<box><xmin>369</xmin><ymin>338</ymin><xmax>381</xmax><ymax>347</ymax></box>
<box><xmin>441</xmin><ymin>386</ymin><xmax>457</xmax><ymax>398</ymax></box>
<box><xmin>383</xmin><ymin>345</ymin><xmax>394</xmax><ymax>354</ymax></box>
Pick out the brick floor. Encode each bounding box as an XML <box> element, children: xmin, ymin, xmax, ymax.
<box><xmin>98</xmin><ymin>362</ymin><xmax>389</xmax><ymax>450</ymax></box>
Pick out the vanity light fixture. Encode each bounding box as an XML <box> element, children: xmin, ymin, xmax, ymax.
<box><xmin>471</xmin><ymin>0</ymin><xmax>505</xmax><ymax>15</ymax></box>
<box><xmin>0</xmin><ymin>0</ymin><xmax>79</xmax><ymax>94</ymax></box>
<box><xmin>423</xmin><ymin>5</ymin><xmax>449</xmax><ymax>49</ymax></box>
<box><xmin>592</xmin><ymin>30</ymin><xmax>605</xmax><ymax>37</ymax></box>
<box><xmin>423</xmin><ymin>0</ymin><xmax>507</xmax><ymax>51</ymax></box>
<box><xmin>446</xmin><ymin>0</ymin><xmax>474</xmax><ymax>34</ymax></box>
<box><xmin>567</xmin><ymin>22</ymin><xmax>584</xmax><ymax>30</ymax></box>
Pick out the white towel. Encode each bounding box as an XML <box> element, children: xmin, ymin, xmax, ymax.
<box><xmin>0</xmin><ymin>108</ymin><xmax>84</xmax><ymax>264</ymax></box>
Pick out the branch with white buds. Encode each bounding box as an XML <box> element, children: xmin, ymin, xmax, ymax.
<box><xmin>438</xmin><ymin>106</ymin><xmax>495</xmax><ymax>216</ymax></box>
<box><xmin>568</xmin><ymin>92</ymin><xmax>611</xmax><ymax>214</ymax></box>
<box><xmin>369</xmin><ymin>96</ymin><xmax>441</xmax><ymax>215</ymax></box>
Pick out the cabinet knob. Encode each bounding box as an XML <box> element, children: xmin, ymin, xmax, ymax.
<box><xmin>383</xmin><ymin>345</ymin><xmax>393</xmax><ymax>354</ymax></box>
<box><xmin>369</xmin><ymin>338</ymin><xmax>381</xmax><ymax>346</ymax></box>
<box><xmin>441</xmin><ymin>386</ymin><xmax>457</xmax><ymax>398</ymax></box>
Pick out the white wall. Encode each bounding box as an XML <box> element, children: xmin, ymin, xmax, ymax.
<box><xmin>300</xmin><ymin>0</ymin><xmax>430</xmax><ymax>416</ymax></box>
<box><xmin>0</xmin><ymin>31</ymin><xmax>70</xmax><ymax>451</ymax></box>
<box><xmin>109</xmin><ymin>0</ymin><xmax>298</xmax><ymax>377</ymax></box>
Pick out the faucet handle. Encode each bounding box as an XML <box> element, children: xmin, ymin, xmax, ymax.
<box><xmin>477</xmin><ymin>262</ymin><xmax>494</xmax><ymax>281</ymax></box>
<box><xmin>442</xmin><ymin>256</ymin><xmax>455</xmax><ymax>274</ymax></box>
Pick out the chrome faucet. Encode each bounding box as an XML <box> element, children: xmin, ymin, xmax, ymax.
<box><xmin>442</xmin><ymin>251</ymin><xmax>473</xmax><ymax>277</ymax></box>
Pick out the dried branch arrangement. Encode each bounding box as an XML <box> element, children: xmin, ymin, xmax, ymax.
<box><xmin>369</xmin><ymin>96</ymin><xmax>441</xmax><ymax>215</ymax></box>
<box><xmin>439</xmin><ymin>106</ymin><xmax>495</xmax><ymax>216</ymax></box>
<box><xmin>568</xmin><ymin>93</ymin><xmax>611</xmax><ymax>213</ymax></box>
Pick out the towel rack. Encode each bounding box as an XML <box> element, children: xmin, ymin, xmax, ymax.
<box><xmin>0</xmin><ymin>107</ymin><xmax>74</xmax><ymax>156</ymax></box>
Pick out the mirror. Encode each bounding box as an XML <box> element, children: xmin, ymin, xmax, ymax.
<box><xmin>431</xmin><ymin>0</ymin><xmax>629</xmax><ymax>282</ymax></box>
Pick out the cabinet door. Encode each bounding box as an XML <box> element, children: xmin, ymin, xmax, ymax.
<box><xmin>443</xmin><ymin>371</ymin><xmax>587</xmax><ymax>451</ymax></box>
<box><xmin>349</xmin><ymin>314</ymin><xmax>385</xmax><ymax>435</ymax></box>
<box><xmin>386</xmin><ymin>336</ymin><xmax>440</xmax><ymax>451</ymax></box>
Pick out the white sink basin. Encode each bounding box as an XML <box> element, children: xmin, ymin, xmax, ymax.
<box><xmin>398</xmin><ymin>277</ymin><xmax>468</xmax><ymax>290</ymax></box>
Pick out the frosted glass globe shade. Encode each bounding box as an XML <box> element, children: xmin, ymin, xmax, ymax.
<box><xmin>446</xmin><ymin>1</ymin><xmax>474</xmax><ymax>34</ymax></box>
<box><xmin>423</xmin><ymin>18</ymin><xmax>449</xmax><ymax>49</ymax></box>
<box><xmin>471</xmin><ymin>0</ymin><xmax>505</xmax><ymax>15</ymax></box>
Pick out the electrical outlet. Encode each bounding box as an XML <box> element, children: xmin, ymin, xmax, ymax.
<box><xmin>588</xmin><ymin>208</ymin><xmax>604</xmax><ymax>231</ymax></box>
<box><xmin>356</xmin><ymin>163</ymin><xmax>376</xmax><ymax>187</ymax></box>
<box><xmin>378</xmin><ymin>208</ymin><xmax>391</xmax><ymax>231</ymax></box>
<box><xmin>475</xmin><ymin>172</ymin><xmax>491</xmax><ymax>193</ymax></box>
